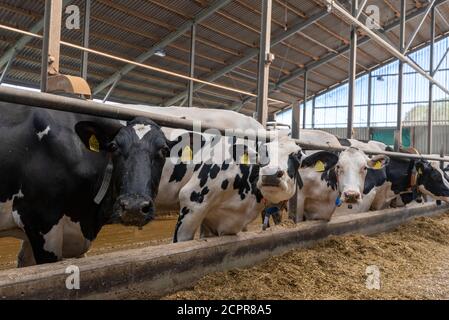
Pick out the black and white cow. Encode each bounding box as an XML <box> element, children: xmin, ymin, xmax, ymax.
<box><xmin>0</xmin><ymin>102</ymin><xmax>174</xmax><ymax>266</ymax></box>
<box><xmin>287</xmin><ymin>147</ymin><xmax>388</xmax><ymax>221</ymax></box>
<box><xmin>366</xmin><ymin>158</ymin><xmax>449</xmax><ymax>209</ymax></box>
<box><xmin>156</xmin><ymin>132</ymin><xmax>309</xmax><ymax>242</ymax></box>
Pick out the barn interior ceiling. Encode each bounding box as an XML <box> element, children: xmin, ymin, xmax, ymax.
<box><xmin>0</xmin><ymin>0</ymin><xmax>448</xmax><ymax>116</ymax></box>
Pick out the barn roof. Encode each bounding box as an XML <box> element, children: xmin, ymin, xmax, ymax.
<box><xmin>0</xmin><ymin>0</ymin><xmax>448</xmax><ymax>116</ymax></box>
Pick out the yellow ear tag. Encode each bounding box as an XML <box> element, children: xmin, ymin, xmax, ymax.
<box><xmin>373</xmin><ymin>161</ymin><xmax>383</xmax><ymax>170</ymax></box>
<box><xmin>181</xmin><ymin>145</ymin><xmax>193</xmax><ymax>162</ymax></box>
<box><xmin>314</xmin><ymin>160</ymin><xmax>325</xmax><ymax>172</ymax></box>
<box><xmin>89</xmin><ymin>134</ymin><xmax>100</xmax><ymax>152</ymax></box>
<box><xmin>240</xmin><ymin>152</ymin><xmax>250</xmax><ymax>165</ymax></box>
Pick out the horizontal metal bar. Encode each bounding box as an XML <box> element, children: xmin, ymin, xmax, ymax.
<box><xmin>0</xmin><ymin>85</ymin><xmax>274</xmax><ymax>142</ymax></box>
<box><xmin>297</xmin><ymin>140</ymin><xmax>449</xmax><ymax>162</ymax></box>
<box><xmin>0</xmin><ymin>86</ymin><xmax>447</xmax><ymax>162</ymax></box>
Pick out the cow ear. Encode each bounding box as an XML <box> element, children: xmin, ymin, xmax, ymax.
<box><xmin>301</xmin><ymin>151</ymin><xmax>339</xmax><ymax>172</ymax></box>
<box><xmin>367</xmin><ymin>155</ymin><xmax>389</xmax><ymax>170</ymax></box>
<box><xmin>75</xmin><ymin>121</ymin><xmax>122</xmax><ymax>153</ymax></box>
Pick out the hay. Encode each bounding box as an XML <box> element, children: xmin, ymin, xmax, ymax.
<box><xmin>165</xmin><ymin>212</ymin><xmax>449</xmax><ymax>300</ymax></box>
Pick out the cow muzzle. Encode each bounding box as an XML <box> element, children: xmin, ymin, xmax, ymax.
<box><xmin>261</xmin><ymin>170</ymin><xmax>284</xmax><ymax>187</ymax></box>
<box><xmin>113</xmin><ymin>194</ymin><xmax>155</xmax><ymax>227</ymax></box>
<box><xmin>342</xmin><ymin>190</ymin><xmax>361</xmax><ymax>204</ymax></box>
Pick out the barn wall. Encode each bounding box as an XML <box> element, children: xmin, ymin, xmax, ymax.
<box><xmin>316</xmin><ymin>125</ymin><xmax>449</xmax><ymax>155</ymax></box>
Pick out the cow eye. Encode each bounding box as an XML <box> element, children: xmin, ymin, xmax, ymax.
<box><xmin>364</xmin><ymin>166</ymin><xmax>368</xmax><ymax>171</ymax></box>
<box><xmin>158</xmin><ymin>146</ymin><xmax>170</xmax><ymax>159</ymax></box>
<box><xmin>107</xmin><ymin>142</ymin><xmax>119</xmax><ymax>153</ymax></box>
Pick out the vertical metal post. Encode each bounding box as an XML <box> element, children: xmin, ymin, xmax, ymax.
<box><xmin>0</xmin><ymin>56</ymin><xmax>14</xmax><ymax>84</ymax></box>
<box><xmin>187</xmin><ymin>24</ymin><xmax>196</xmax><ymax>108</ymax></box>
<box><xmin>428</xmin><ymin>4</ymin><xmax>435</xmax><ymax>154</ymax></box>
<box><xmin>291</xmin><ymin>102</ymin><xmax>300</xmax><ymax>139</ymax></box>
<box><xmin>256</xmin><ymin>0</ymin><xmax>273</xmax><ymax>127</ymax></box>
<box><xmin>395</xmin><ymin>0</ymin><xmax>406</xmax><ymax>151</ymax></box>
<box><xmin>302</xmin><ymin>71</ymin><xmax>308</xmax><ymax>129</ymax></box>
<box><xmin>41</xmin><ymin>0</ymin><xmax>63</xmax><ymax>92</ymax></box>
<box><xmin>311</xmin><ymin>96</ymin><xmax>316</xmax><ymax>129</ymax></box>
<box><xmin>289</xmin><ymin>100</ymin><xmax>300</xmax><ymax>222</ymax></box>
<box><xmin>81</xmin><ymin>0</ymin><xmax>91</xmax><ymax>80</ymax></box>
<box><xmin>347</xmin><ymin>0</ymin><xmax>358</xmax><ymax>139</ymax></box>
<box><xmin>367</xmin><ymin>71</ymin><xmax>372</xmax><ymax>136</ymax></box>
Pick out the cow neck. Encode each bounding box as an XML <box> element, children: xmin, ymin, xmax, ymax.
<box><xmin>94</xmin><ymin>155</ymin><xmax>114</xmax><ymax>205</ymax></box>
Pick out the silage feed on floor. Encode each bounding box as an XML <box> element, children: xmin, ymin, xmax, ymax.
<box><xmin>165</xmin><ymin>211</ymin><xmax>449</xmax><ymax>300</ymax></box>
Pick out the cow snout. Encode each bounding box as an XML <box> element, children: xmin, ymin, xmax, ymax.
<box><xmin>342</xmin><ymin>190</ymin><xmax>361</xmax><ymax>203</ymax></box>
<box><xmin>261</xmin><ymin>171</ymin><xmax>284</xmax><ymax>187</ymax></box>
<box><xmin>115</xmin><ymin>195</ymin><xmax>155</xmax><ymax>227</ymax></box>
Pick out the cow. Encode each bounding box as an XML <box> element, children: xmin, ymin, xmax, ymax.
<box><xmin>338</xmin><ymin>138</ymin><xmax>387</xmax><ymax>152</ymax></box>
<box><xmin>0</xmin><ymin>102</ymin><xmax>175</xmax><ymax>266</ymax></box>
<box><xmin>287</xmin><ymin>147</ymin><xmax>388</xmax><ymax>221</ymax></box>
<box><xmin>155</xmin><ymin>129</ymin><xmax>299</xmax><ymax>242</ymax></box>
<box><xmin>417</xmin><ymin>161</ymin><xmax>449</xmax><ymax>203</ymax></box>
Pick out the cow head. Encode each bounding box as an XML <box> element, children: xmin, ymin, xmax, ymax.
<box><xmin>257</xmin><ymin>136</ymin><xmax>303</xmax><ymax>204</ymax></box>
<box><xmin>335</xmin><ymin>148</ymin><xmax>389</xmax><ymax>204</ymax></box>
<box><xmin>415</xmin><ymin>160</ymin><xmax>449</xmax><ymax>203</ymax></box>
<box><xmin>76</xmin><ymin>117</ymin><xmax>174</xmax><ymax>227</ymax></box>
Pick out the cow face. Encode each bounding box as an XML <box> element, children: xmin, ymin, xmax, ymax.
<box><xmin>415</xmin><ymin>160</ymin><xmax>449</xmax><ymax>203</ymax></box>
<box><xmin>257</xmin><ymin>136</ymin><xmax>303</xmax><ymax>204</ymax></box>
<box><xmin>336</xmin><ymin>148</ymin><xmax>389</xmax><ymax>204</ymax></box>
<box><xmin>76</xmin><ymin>117</ymin><xmax>173</xmax><ymax>227</ymax></box>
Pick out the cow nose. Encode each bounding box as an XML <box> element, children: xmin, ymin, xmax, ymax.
<box><xmin>140</xmin><ymin>201</ymin><xmax>151</xmax><ymax>214</ymax></box>
<box><xmin>120</xmin><ymin>199</ymin><xmax>129</xmax><ymax>210</ymax></box>
<box><xmin>276</xmin><ymin>170</ymin><xmax>284</xmax><ymax>178</ymax></box>
<box><xmin>343</xmin><ymin>191</ymin><xmax>360</xmax><ymax>203</ymax></box>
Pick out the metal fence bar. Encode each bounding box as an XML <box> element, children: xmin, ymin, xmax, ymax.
<box><xmin>1</xmin><ymin>85</ymin><xmax>448</xmax><ymax>162</ymax></box>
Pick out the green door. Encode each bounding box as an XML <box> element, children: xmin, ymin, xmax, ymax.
<box><xmin>371</xmin><ymin>128</ymin><xmax>410</xmax><ymax>148</ymax></box>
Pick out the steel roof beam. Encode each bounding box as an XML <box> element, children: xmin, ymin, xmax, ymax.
<box><xmin>0</xmin><ymin>0</ymin><xmax>73</xmax><ymax>70</ymax></box>
<box><xmin>92</xmin><ymin>0</ymin><xmax>233</xmax><ymax>96</ymax></box>
<box><xmin>161</xmin><ymin>9</ymin><xmax>330</xmax><ymax>107</ymax></box>
<box><xmin>232</xmin><ymin>0</ymin><xmax>449</xmax><ymax>111</ymax></box>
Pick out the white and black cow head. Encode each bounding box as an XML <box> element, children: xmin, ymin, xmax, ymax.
<box><xmin>415</xmin><ymin>160</ymin><xmax>449</xmax><ymax>203</ymax></box>
<box><xmin>335</xmin><ymin>147</ymin><xmax>389</xmax><ymax>204</ymax></box>
<box><xmin>75</xmin><ymin>117</ymin><xmax>174</xmax><ymax>226</ymax></box>
<box><xmin>257</xmin><ymin>136</ymin><xmax>303</xmax><ymax>204</ymax></box>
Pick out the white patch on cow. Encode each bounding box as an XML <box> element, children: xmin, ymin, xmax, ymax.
<box><xmin>37</xmin><ymin>126</ymin><xmax>50</xmax><ymax>141</ymax></box>
<box><xmin>336</xmin><ymin>148</ymin><xmax>369</xmax><ymax>203</ymax></box>
<box><xmin>42</xmin><ymin>217</ymin><xmax>64</xmax><ymax>259</ymax></box>
<box><xmin>0</xmin><ymin>189</ymin><xmax>25</xmax><ymax>232</ymax></box>
<box><xmin>258</xmin><ymin>135</ymin><xmax>302</xmax><ymax>204</ymax></box>
<box><xmin>133</xmin><ymin>123</ymin><xmax>152</xmax><ymax>140</ymax></box>
<box><xmin>61</xmin><ymin>215</ymin><xmax>91</xmax><ymax>257</ymax></box>
<box><xmin>430</xmin><ymin>161</ymin><xmax>449</xmax><ymax>189</ymax></box>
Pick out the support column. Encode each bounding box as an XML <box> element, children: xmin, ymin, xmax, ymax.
<box><xmin>302</xmin><ymin>71</ymin><xmax>308</xmax><ymax>129</ymax></box>
<box><xmin>395</xmin><ymin>0</ymin><xmax>406</xmax><ymax>151</ymax></box>
<box><xmin>292</xmin><ymin>102</ymin><xmax>300</xmax><ymax>139</ymax></box>
<box><xmin>428</xmin><ymin>4</ymin><xmax>435</xmax><ymax>154</ymax></box>
<box><xmin>81</xmin><ymin>0</ymin><xmax>91</xmax><ymax>80</ymax></box>
<box><xmin>41</xmin><ymin>0</ymin><xmax>63</xmax><ymax>92</ymax></box>
<box><xmin>367</xmin><ymin>71</ymin><xmax>372</xmax><ymax>137</ymax></box>
<box><xmin>256</xmin><ymin>0</ymin><xmax>273</xmax><ymax>127</ymax></box>
<box><xmin>311</xmin><ymin>96</ymin><xmax>316</xmax><ymax>129</ymax></box>
<box><xmin>187</xmin><ymin>24</ymin><xmax>196</xmax><ymax>108</ymax></box>
<box><xmin>347</xmin><ymin>0</ymin><xmax>358</xmax><ymax>139</ymax></box>
<box><xmin>289</xmin><ymin>100</ymin><xmax>300</xmax><ymax>222</ymax></box>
